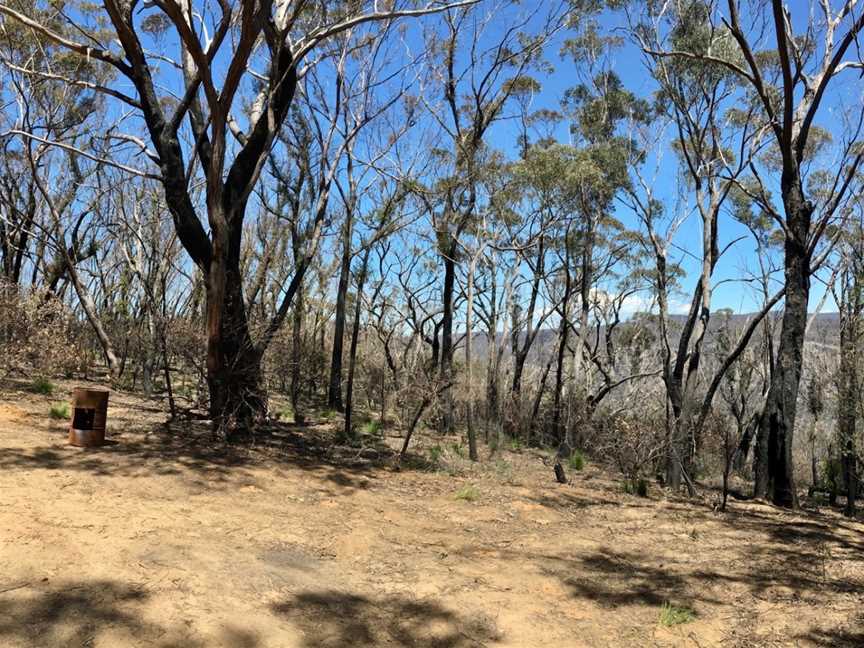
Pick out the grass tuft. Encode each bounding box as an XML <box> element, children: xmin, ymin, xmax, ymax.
<box><xmin>623</xmin><ymin>477</ymin><xmax>649</xmax><ymax>497</ymax></box>
<box><xmin>361</xmin><ymin>419</ymin><xmax>382</xmax><ymax>436</ymax></box>
<box><xmin>658</xmin><ymin>602</ymin><xmax>696</xmax><ymax>627</ymax></box>
<box><xmin>31</xmin><ymin>377</ymin><xmax>55</xmax><ymax>396</ymax></box>
<box><xmin>454</xmin><ymin>484</ymin><xmax>480</xmax><ymax>502</ymax></box>
<box><xmin>567</xmin><ymin>450</ymin><xmax>585</xmax><ymax>471</ymax></box>
<box><xmin>428</xmin><ymin>444</ymin><xmax>444</xmax><ymax>466</ymax></box>
<box><xmin>450</xmin><ymin>442</ymin><xmax>466</xmax><ymax>459</ymax></box>
<box><xmin>49</xmin><ymin>403</ymin><xmax>69</xmax><ymax>420</ymax></box>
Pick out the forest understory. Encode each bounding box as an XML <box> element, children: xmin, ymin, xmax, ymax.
<box><xmin>1</xmin><ymin>378</ymin><xmax>862</xmax><ymax>648</ymax></box>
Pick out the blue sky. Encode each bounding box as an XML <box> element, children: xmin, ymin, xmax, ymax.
<box><xmin>23</xmin><ymin>0</ymin><xmax>856</xmax><ymax>319</ymax></box>
<box><xmin>444</xmin><ymin>1</ymin><xmax>860</xmax><ymax>316</ymax></box>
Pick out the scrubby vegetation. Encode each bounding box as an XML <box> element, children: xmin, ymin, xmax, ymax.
<box><xmin>1</xmin><ymin>0</ymin><xmax>864</xmax><ymax>644</ymax></box>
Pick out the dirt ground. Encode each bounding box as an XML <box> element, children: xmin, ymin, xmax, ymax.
<box><xmin>1</xmin><ymin>380</ymin><xmax>863</xmax><ymax>648</ymax></box>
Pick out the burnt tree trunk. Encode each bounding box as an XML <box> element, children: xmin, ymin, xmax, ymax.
<box><xmin>838</xmin><ymin>266</ymin><xmax>860</xmax><ymax>518</ymax></box>
<box><xmin>754</xmin><ymin>185</ymin><xmax>812</xmax><ymax>508</ymax></box>
<box><xmin>205</xmin><ymin>229</ymin><xmax>266</xmax><ymax>438</ymax></box>
<box><xmin>551</xmin><ymin>314</ymin><xmax>569</xmax><ymax>446</ymax></box>
<box><xmin>328</xmin><ymin>210</ymin><xmax>354</xmax><ymax>411</ymax></box>
<box><xmin>290</xmin><ymin>282</ymin><xmax>304</xmax><ymax>422</ymax></box>
<box><xmin>342</xmin><ymin>249</ymin><xmax>370</xmax><ymax>441</ymax></box>
<box><xmin>439</xmin><ymin>243</ymin><xmax>457</xmax><ymax>434</ymax></box>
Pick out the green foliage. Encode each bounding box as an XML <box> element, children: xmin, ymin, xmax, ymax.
<box><xmin>823</xmin><ymin>456</ymin><xmax>843</xmax><ymax>490</ymax></box>
<box><xmin>321</xmin><ymin>409</ymin><xmax>338</xmax><ymax>421</ymax></box>
<box><xmin>623</xmin><ymin>477</ymin><xmax>649</xmax><ymax>497</ymax></box>
<box><xmin>509</xmin><ymin>437</ymin><xmax>523</xmax><ymax>452</ymax></box>
<box><xmin>564</xmin><ymin>71</ymin><xmax>651</xmax><ymax>144</ymax></box>
<box><xmin>428</xmin><ymin>445</ymin><xmax>444</xmax><ymax>466</ymax></box>
<box><xmin>275</xmin><ymin>406</ymin><xmax>294</xmax><ymax>421</ymax></box>
<box><xmin>361</xmin><ymin>419</ymin><xmax>382</xmax><ymax>436</ymax></box>
<box><xmin>807</xmin><ymin>376</ymin><xmax>825</xmax><ymax>419</ymax></box>
<box><xmin>450</xmin><ymin>442</ymin><xmax>466</xmax><ymax>459</ymax></box>
<box><xmin>567</xmin><ymin>450</ymin><xmax>585</xmax><ymax>471</ymax></box>
<box><xmin>49</xmin><ymin>403</ymin><xmax>69</xmax><ymax>420</ymax></box>
<box><xmin>454</xmin><ymin>484</ymin><xmax>480</xmax><ymax>502</ymax></box>
<box><xmin>31</xmin><ymin>378</ymin><xmax>55</xmax><ymax>396</ymax></box>
<box><xmin>658</xmin><ymin>602</ymin><xmax>696</xmax><ymax>626</ymax></box>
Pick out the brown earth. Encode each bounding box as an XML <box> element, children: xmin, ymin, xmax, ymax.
<box><xmin>1</xmin><ymin>379</ymin><xmax>863</xmax><ymax>647</ymax></box>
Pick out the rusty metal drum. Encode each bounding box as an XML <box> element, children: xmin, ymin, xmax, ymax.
<box><xmin>68</xmin><ymin>388</ymin><xmax>109</xmax><ymax>447</ymax></box>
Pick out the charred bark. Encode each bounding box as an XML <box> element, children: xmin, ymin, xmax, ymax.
<box><xmin>754</xmin><ymin>187</ymin><xmax>812</xmax><ymax>508</ymax></box>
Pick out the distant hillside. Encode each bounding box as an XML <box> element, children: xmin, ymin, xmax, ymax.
<box><xmin>463</xmin><ymin>312</ymin><xmax>842</xmax><ymax>364</ymax></box>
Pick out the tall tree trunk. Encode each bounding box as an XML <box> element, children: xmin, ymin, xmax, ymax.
<box><xmin>464</xmin><ymin>254</ymin><xmax>479</xmax><ymax>461</ymax></box>
<box><xmin>328</xmin><ymin>211</ymin><xmax>354</xmax><ymax>411</ymax></box>
<box><xmin>343</xmin><ymin>249</ymin><xmax>370</xmax><ymax>441</ymax></box>
<box><xmin>551</xmin><ymin>313</ymin><xmax>569</xmax><ymax>447</ymax></box>
<box><xmin>838</xmin><ymin>336</ymin><xmax>858</xmax><ymax>517</ymax></box>
<box><xmin>205</xmin><ymin>244</ymin><xmax>265</xmax><ymax>438</ymax></box>
<box><xmin>484</xmin><ymin>267</ymin><xmax>500</xmax><ymax>438</ymax></box>
<box><xmin>65</xmin><ymin>257</ymin><xmax>120</xmax><ymax>379</ymax></box>
<box><xmin>838</xmin><ymin>266</ymin><xmax>860</xmax><ymax>518</ymax></box>
<box><xmin>754</xmin><ymin>187</ymin><xmax>811</xmax><ymax>508</ymax></box>
<box><xmin>439</xmin><ymin>245</ymin><xmax>456</xmax><ymax>434</ymax></box>
<box><xmin>290</xmin><ymin>282</ymin><xmax>304</xmax><ymax>422</ymax></box>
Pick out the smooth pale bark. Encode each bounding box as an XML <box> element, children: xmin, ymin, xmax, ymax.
<box><xmin>66</xmin><ymin>260</ymin><xmax>120</xmax><ymax>378</ymax></box>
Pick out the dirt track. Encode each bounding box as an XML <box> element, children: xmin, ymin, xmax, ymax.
<box><xmin>1</xmin><ymin>381</ymin><xmax>863</xmax><ymax>647</ymax></box>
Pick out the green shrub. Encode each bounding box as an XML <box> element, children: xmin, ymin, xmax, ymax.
<box><xmin>361</xmin><ymin>419</ymin><xmax>382</xmax><ymax>436</ymax></box>
<box><xmin>428</xmin><ymin>444</ymin><xmax>444</xmax><ymax>465</ymax></box>
<box><xmin>658</xmin><ymin>602</ymin><xmax>696</xmax><ymax>626</ymax></box>
<box><xmin>321</xmin><ymin>408</ymin><xmax>338</xmax><ymax>421</ymax></box>
<box><xmin>454</xmin><ymin>484</ymin><xmax>480</xmax><ymax>502</ymax></box>
<box><xmin>275</xmin><ymin>406</ymin><xmax>293</xmax><ymax>421</ymax></box>
<box><xmin>623</xmin><ymin>477</ymin><xmax>649</xmax><ymax>497</ymax></box>
<box><xmin>567</xmin><ymin>450</ymin><xmax>585</xmax><ymax>471</ymax></box>
<box><xmin>509</xmin><ymin>437</ymin><xmax>523</xmax><ymax>451</ymax></box>
<box><xmin>49</xmin><ymin>403</ymin><xmax>69</xmax><ymax>420</ymax></box>
<box><xmin>31</xmin><ymin>377</ymin><xmax>55</xmax><ymax>396</ymax></box>
<box><xmin>450</xmin><ymin>442</ymin><xmax>466</xmax><ymax>459</ymax></box>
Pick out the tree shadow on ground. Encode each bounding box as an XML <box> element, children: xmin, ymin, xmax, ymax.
<box><xmin>544</xmin><ymin>549</ymin><xmax>706</xmax><ymax>609</ymax></box>
<box><xmin>680</xmin><ymin>504</ymin><xmax>864</xmax><ymax>604</ymax></box>
<box><xmin>526</xmin><ymin>490</ymin><xmax>622</xmax><ymax>511</ymax></box>
<box><xmin>271</xmin><ymin>589</ymin><xmax>501</xmax><ymax>648</ymax></box>
<box><xmin>0</xmin><ymin>579</ymin><xmax>255</xmax><ymax>647</ymax></box>
<box><xmin>0</xmin><ymin>414</ymin><xmax>426</xmax><ymax>495</ymax></box>
<box><xmin>795</xmin><ymin>612</ymin><xmax>864</xmax><ymax>647</ymax></box>
<box><xmin>455</xmin><ymin>544</ymin><xmax>707</xmax><ymax>611</ymax></box>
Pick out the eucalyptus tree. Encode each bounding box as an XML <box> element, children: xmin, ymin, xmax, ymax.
<box><xmin>646</xmin><ymin>0</ymin><xmax>864</xmax><ymax>507</ymax></box>
<box><xmin>634</xmin><ymin>0</ymin><xmax>762</xmax><ymax>490</ymax></box>
<box><xmin>420</xmin><ymin>1</ymin><xmax>570</xmax><ymax>435</ymax></box>
<box><xmin>560</xmin><ymin>70</ymin><xmax>646</xmax><ymax>445</ymax></box>
<box><xmin>0</xmin><ymin>0</ymin><xmax>115</xmax><ymax>288</ymax></box>
<box><xmin>325</xmin><ymin>39</ymin><xmax>425</xmax><ymax>414</ymax></box>
<box><xmin>0</xmin><ymin>53</ymin><xmax>124</xmax><ymax>375</ymax></box>
<box><xmin>832</xmin><ymin>205</ymin><xmax>864</xmax><ymax>517</ymax></box>
<box><xmin>0</xmin><ymin>0</ymin><xmax>476</xmax><ymax>435</ymax></box>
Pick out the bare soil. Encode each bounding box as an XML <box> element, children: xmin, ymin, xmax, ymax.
<box><xmin>1</xmin><ymin>380</ymin><xmax>863</xmax><ymax>647</ymax></box>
